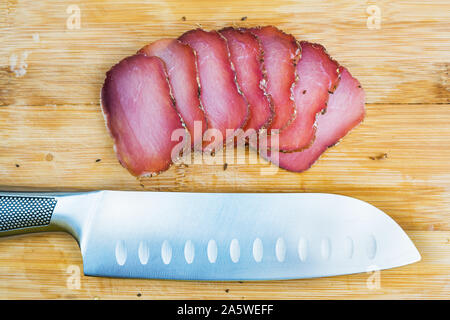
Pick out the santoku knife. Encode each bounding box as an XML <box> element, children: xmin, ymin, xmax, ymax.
<box><xmin>0</xmin><ymin>191</ymin><xmax>420</xmax><ymax>280</ymax></box>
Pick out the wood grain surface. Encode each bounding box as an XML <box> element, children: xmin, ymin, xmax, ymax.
<box><xmin>0</xmin><ymin>0</ymin><xmax>449</xmax><ymax>299</ymax></box>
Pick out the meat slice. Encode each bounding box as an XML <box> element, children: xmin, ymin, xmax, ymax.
<box><xmin>264</xmin><ymin>67</ymin><xmax>365</xmax><ymax>172</ymax></box>
<box><xmin>138</xmin><ymin>39</ymin><xmax>207</xmax><ymax>148</ymax></box>
<box><xmin>219</xmin><ymin>27</ymin><xmax>273</xmax><ymax>132</ymax></box>
<box><xmin>101</xmin><ymin>54</ymin><xmax>185</xmax><ymax>177</ymax></box>
<box><xmin>271</xmin><ymin>42</ymin><xmax>340</xmax><ymax>152</ymax></box>
<box><xmin>249</xmin><ymin>26</ymin><xmax>300</xmax><ymax>131</ymax></box>
<box><xmin>179</xmin><ymin>29</ymin><xmax>249</xmax><ymax>149</ymax></box>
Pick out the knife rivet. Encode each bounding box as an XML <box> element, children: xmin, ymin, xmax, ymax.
<box><xmin>253</xmin><ymin>238</ymin><xmax>263</xmax><ymax>263</ymax></box>
<box><xmin>230</xmin><ymin>239</ymin><xmax>240</xmax><ymax>263</ymax></box>
<box><xmin>184</xmin><ymin>240</ymin><xmax>195</xmax><ymax>264</ymax></box>
<box><xmin>276</xmin><ymin>238</ymin><xmax>286</xmax><ymax>262</ymax></box>
<box><xmin>207</xmin><ymin>239</ymin><xmax>218</xmax><ymax>263</ymax></box>
<box><xmin>161</xmin><ymin>240</ymin><xmax>172</xmax><ymax>265</ymax></box>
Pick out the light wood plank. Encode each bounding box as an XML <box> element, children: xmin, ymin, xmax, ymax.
<box><xmin>1</xmin><ymin>103</ymin><xmax>449</xmax><ymax>232</ymax></box>
<box><xmin>0</xmin><ymin>0</ymin><xmax>449</xmax><ymax>106</ymax></box>
<box><xmin>0</xmin><ymin>0</ymin><xmax>449</xmax><ymax>300</ymax></box>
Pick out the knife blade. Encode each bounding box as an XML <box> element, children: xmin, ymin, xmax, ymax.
<box><xmin>0</xmin><ymin>191</ymin><xmax>420</xmax><ymax>280</ymax></box>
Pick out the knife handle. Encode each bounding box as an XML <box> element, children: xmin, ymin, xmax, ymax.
<box><xmin>0</xmin><ymin>194</ymin><xmax>57</xmax><ymax>234</ymax></box>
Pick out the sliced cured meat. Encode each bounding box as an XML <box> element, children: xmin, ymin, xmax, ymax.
<box><xmin>138</xmin><ymin>39</ymin><xmax>207</xmax><ymax>148</ymax></box>
<box><xmin>270</xmin><ymin>41</ymin><xmax>340</xmax><ymax>152</ymax></box>
<box><xmin>101</xmin><ymin>54</ymin><xmax>185</xmax><ymax>177</ymax></box>
<box><xmin>264</xmin><ymin>67</ymin><xmax>365</xmax><ymax>172</ymax></box>
<box><xmin>219</xmin><ymin>27</ymin><xmax>273</xmax><ymax>132</ymax></box>
<box><xmin>101</xmin><ymin>26</ymin><xmax>366</xmax><ymax>178</ymax></box>
<box><xmin>249</xmin><ymin>26</ymin><xmax>300</xmax><ymax>131</ymax></box>
<box><xmin>179</xmin><ymin>29</ymin><xmax>249</xmax><ymax>149</ymax></box>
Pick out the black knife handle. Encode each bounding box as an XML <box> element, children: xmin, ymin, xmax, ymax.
<box><xmin>0</xmin><ymin>195</ymin><xmax>57</xmax><ymax>232</ymax></box>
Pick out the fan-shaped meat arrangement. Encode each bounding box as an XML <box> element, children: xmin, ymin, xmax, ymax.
<box><xmin>101</xmin><ymin>26</ymin><xmax>365</xmax><ymax>177</ymax></box>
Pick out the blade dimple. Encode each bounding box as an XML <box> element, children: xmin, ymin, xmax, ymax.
<box><xmin>161</xmin><ymin>240</ymin><xmax>172</xmax><ymax>265</ymax></box>
<box><xmin>321</xmin><ymin>237</ymin><xmax>331</xmax><ymax>260</ymax></box>
<box><xmin>253</xmin><ymin>238</ymin><xmax>263</xmax><ymax>263</ymax></box>
<box><xmin>184</xmin><ymin>240</ymin><xmax>195</xmax><ymax>264</ymax></box>
<box><xmin>207</xmin><ymin>239</ymin><xmax>218</xmax><ymax>263</ymax></box>
<box><xmin>344</xmin><ymin>236</ymin><xmax>354</xmax><ymax>259</ymax></box>
<box><xmin>115</xmin><ymin>240</ymin><xmax>127</xmax><ymax>266</ymax></box>
<box><xmin>138</xmin><ymin>241</ymin><xmax>149</xmax><ymax>265</ymax></box>
<box><xmin>366</xmin><ymin>234</ymin><xmax>377</xmax><ymax>260</ymax></box>
<box><xmin>298</xmin><ymin>237</ymin><xmax>308</xmax><ymax>262</ymax></box>
<box><xmin>276</xmin><ymin>237</ymin><xmax>286</xmax><ymax>262</ymax></box>
<box><xmin>230</xmin><ymin>239</ymin><xmax>240</xmax><ymax>263</ymax></box>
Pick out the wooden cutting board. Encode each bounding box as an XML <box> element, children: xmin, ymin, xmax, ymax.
<box><xmin>0</xmin><ymin>0</ymin><xmax>449</xmax><ymax>299</ymax></box>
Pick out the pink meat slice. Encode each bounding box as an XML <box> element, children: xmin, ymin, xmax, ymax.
<box><xmin>249</xmin><ymin>26</ymin><xmax>299</xmax><ymax>131</ymax></box>
<box><xmin>138</xmin><ymin>39</ymin><xmax>207</xmax><ymax>148</ymax></box>
<box><xmin>219</xmin><ymin>27</ymin><xmax>273</xmax><ymax>132</ymax></box>
<box><xmin>264</xmin><ymin>67</ymin><xmax>365</xmax><ymax>172</ymax></box>
<box><xmin>271</xmin><ymin>41</ymin><xmax>340</xmax><ymax>152</ymax></box>
<box><xmin>101</xmin><ymin>54</ymin><xmax>185</xmax><ymax>177</ymax></box>
<box><xmin>179</xmin><ymin>29</ymin><xmax>249</xmax><ymax>148</ymax></box>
